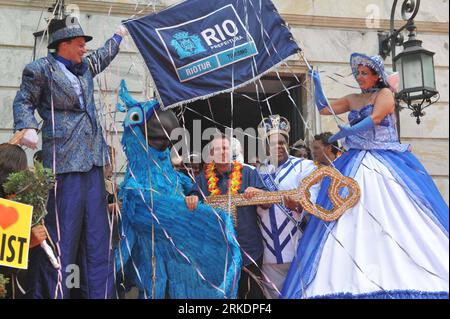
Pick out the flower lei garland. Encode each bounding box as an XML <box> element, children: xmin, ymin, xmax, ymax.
<box><xmin>205</xmin><ymin>161</ymin><xmax>243</xmax><ymax>196</ymax></box>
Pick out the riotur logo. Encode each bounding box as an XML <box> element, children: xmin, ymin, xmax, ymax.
<box><xmin>171</xmin><ymin>32</ymin><xmax>207</xmax><ymax>59</ymax></box>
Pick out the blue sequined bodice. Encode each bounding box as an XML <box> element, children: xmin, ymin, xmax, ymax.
<box><xmin>344</xmin><ymin>104</ymin><xmax>409</xmax><ymax>152</ymax></box>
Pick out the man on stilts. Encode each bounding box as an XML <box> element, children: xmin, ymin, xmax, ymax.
<box><xmin>12</xmin><ymin>16</ymin><xmax>127</xmax><ymax>299</ymax></box>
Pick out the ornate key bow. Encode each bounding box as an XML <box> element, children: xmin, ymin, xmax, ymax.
<box><xmin>206</xmin><ymin>166</ymin><xmax>360</xmax><ymax>225</ymax></box>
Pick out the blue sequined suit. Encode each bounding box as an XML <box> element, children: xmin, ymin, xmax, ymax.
<box><xmin>115</xmin><ymin>81</ymin><xmax>242</xmax><ymax>299</ymax></box>
<box><xmin>12</xmin><ymin>37</ymin><xmax>120</xmax><ymax>174</ymax></box>
<box><xmin>14</xmin><ymin>37</ymin><xmax>121</xmax><ymax>299</ymax></box>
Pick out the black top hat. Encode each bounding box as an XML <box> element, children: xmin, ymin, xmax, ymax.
<box><xmin>47</xmin><ymin>17</ymin><xmax>93</xmax><ymax>49</ymax></box>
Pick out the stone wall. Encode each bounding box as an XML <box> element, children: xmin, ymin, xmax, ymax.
<box><xmin>276</xmin><ymin>0</ymin><xmax>449</xmax><ymax>203</ymax></box>
<box><xmin>0</xmin><ymin>0</ymin><xmax>448</xmax><ymax>202</ymax></box>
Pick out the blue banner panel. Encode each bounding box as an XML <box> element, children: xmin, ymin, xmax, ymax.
<box><xmin>124</xmin><ymin>0</ymin><xmax>300</xmax><ymax>109</ymax></box>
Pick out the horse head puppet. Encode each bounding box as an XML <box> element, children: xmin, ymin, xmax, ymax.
<box><xmin>117</xmin><ymin>79</ymin><xmax>179</xmax><ymax>151</ymax></box>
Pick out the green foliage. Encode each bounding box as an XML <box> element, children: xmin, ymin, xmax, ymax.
<box><xmin>0</xmin><ymin>273</ymin><xmax>9</xmax><ymax>299</ymax></box>
<box><xmin>2</xmin><ymin>162</ymin><xmax>55</xmax><ymax>226</ymax></box>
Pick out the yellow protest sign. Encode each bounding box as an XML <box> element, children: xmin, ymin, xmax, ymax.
<box><xmin>0</xmin><ymin>198</ymin><xmax>33</xmax><ymax>269</ymax></box>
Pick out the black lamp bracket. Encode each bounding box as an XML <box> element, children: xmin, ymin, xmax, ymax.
<box><xmin>378</xmin><ymin>0</ymin><xmax>421</xmax><ymax>59</ymax></box>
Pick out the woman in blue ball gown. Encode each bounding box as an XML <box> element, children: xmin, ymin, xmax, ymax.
<box><xmin>282</xmin><ymin>53</ymin><xmax>449</xmax><ymax>299</ymax></box>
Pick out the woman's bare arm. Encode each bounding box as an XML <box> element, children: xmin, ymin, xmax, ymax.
<box><xmin>319</xmin><ymin>95</ymin><xmax>352</xmax><ymax>115</ymax></box>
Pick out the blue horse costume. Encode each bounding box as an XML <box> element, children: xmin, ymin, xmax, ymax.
<box><xmin>115</xmin><ymin>80</ymin><xmax>241</xmax><ymax>299</ymax></box>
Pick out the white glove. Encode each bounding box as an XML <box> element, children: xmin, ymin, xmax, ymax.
<box><xmin>116</xmin><ymin>24</ymin><xmax>128</xmax><ymax>38</ymax></box>
<box><xmin>21</xmin><ymin>129</ymin><xmax>39</xmax><ymax>149</ymax></box>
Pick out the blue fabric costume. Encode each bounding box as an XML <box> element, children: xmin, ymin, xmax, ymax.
<box><xmin>281</xmin><ymin>54</ymin><xmax>449</xmax><ymax>299</ymax></box>
<box><xmin>115</xmin><ymin>80</ymin><xmax>241</xmax><ymax>299</ymax></box>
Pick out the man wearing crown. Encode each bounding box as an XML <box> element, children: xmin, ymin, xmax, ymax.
<box><xmin>11</xmin><ymin>17</ymin><xmax>127</xmax><ymax>298</ymax></box>
<box><xmin>186</xmin><ymin>133</ymin><xmax>270</xmax><ymax>299</ymax></box>
<box><xmin>256</xmin><ymin>115</ymin><xmax>319</xmax><ymax>299</ymax></box>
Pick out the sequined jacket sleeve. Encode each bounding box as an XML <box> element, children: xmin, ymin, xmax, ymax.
<box><xmin>188</xmin><ymin>173</ymin><xmax>208</xmax><ymax>200</ymax></box>
<box><xmin>177</xmin><ymin>171</ymin><xmax>195</xmax><ymax>195</ymax></box>
<box><xmin>12</xmin><ymin>62</ymin><xmax>43</xmax><ymax>131</ymax></box>
<box><xmin>86</xmin><ymin>36</ymin><xmax>121</xmax><ymax>77</ymax></box>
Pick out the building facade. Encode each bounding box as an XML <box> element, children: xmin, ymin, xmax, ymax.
<box><xmin>0</xmin><ymin>0</ymin><xmax>448</xmax><ymax>202</ymax></box>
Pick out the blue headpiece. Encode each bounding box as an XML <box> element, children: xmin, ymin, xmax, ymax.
<box><xmin>47</xmin><ymin>17</ymin><xmax>93</xmax><ymax>49</ymax></box>
<box><xmin>117</xmin><ymin>80</ymin><xmax>160</xmax><ymax>128</ymax></box>
<box><xmin>350</xmin><ymin>53</ymin><xmax>390</xmax><ymax>93</ymax></box>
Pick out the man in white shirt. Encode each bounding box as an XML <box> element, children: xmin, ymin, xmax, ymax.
<box><xmin>256</xmin><ymin>115</ymin><xmax>319</xmax><ymax>299</ymax></box>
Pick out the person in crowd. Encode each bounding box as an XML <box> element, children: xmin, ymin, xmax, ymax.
<box><xmin>311</xmin><ymin>132</ymin><xmax>340</xmax><ymax>166</ymax></box>
<box><xmin>290</xmin><ymin>139</ymin><xmax>312</xmax><ymax>160</ymax></box>
<box><xmin>187</xmin><ymin>133</ymin><xmax>270</xmax><ymax>299</ymax></box>
<box><xmin>0</xmin><ymin>143</ymin><xmax>47</xmax><ymax>299</ymax></box>
<box><xmin>255</xmin><ymin>115</ymin><xmax>319</xmax><ymax>299</ymax></box>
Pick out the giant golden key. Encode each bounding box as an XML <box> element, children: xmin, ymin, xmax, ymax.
<box><xmin>205</xmin><ymin>166</ymin><xmax>361</xmax><ymax>226</ymax></box>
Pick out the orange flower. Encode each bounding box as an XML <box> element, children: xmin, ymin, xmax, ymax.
<box><xmin>206</xmin><ymin>161</ymin><xmax>243</xmax><ymax>196</ymax></box>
